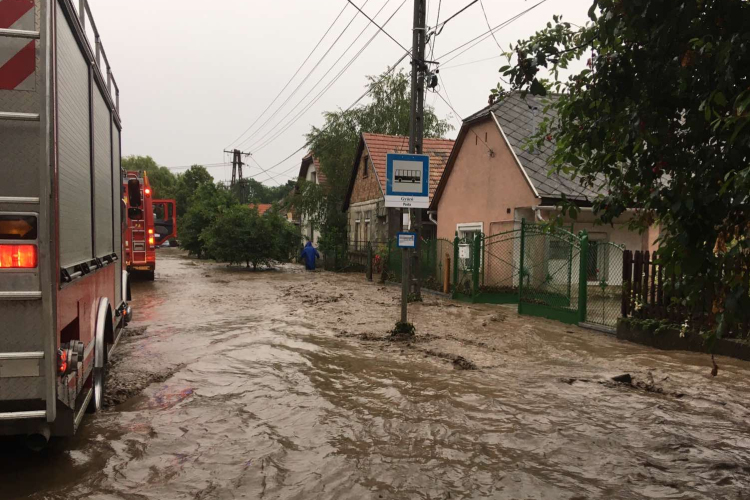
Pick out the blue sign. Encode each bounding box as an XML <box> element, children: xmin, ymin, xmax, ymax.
<box><xmin>397</xmin><ymin>232</ymin><xmax>417</xmax><ymax>248</ymax></box>
<box><xmin>385</xmin><ymin>153</ymin><xmax>430</xmax><ymax>208</ymax></box>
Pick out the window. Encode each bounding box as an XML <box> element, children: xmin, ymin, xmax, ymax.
<box><xmin>363</xmin><ymin>155</ymin><xmax>369</xmax><ymax>179</ymax></box>
<box><xmin>354</xmin><ymin>219</ymin><xmax>361</xmax><ymax>250</ymax></box>
<box><xmin>310</xmin><ymin>171</ymin><xmax>317</xmax><ymax>184</ymax></box>
<box><xmin>586</xmin><ymin>233</ymin><xmax>609</xmax><ymax>281</ymax></box>
<box><xmin>364</xmin><ymin>213</ymin><xmax>371</xmax><ymax>244</ymax></box>
<box><xmin>548</xmin><ymin>239</ymin><xmax>570</xmax><ymax>261</ymax></box>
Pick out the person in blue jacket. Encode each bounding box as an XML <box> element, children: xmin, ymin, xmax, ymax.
<box><xmin>300</xmin><ymin>241</ymin><xmax>320</xmax><ymax>271</ymax></box>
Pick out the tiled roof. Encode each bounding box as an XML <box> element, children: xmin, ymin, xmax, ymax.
<box><xmin>361</xmin><ymin>133</ymin><xmax>455</xmax><ymax>200</ymax></box>
<box><xmin>249</xmin><ymin>203</ymin><xmax>273</xmax><ymax>215</ymax></box>
<box><xmin>299</xmin><ymin>152</ymin><xmax>327</xmax><ymax>186</ymax></box>
<box><xmin>465</xmin><ymin>93</ymin><xmax>605</xmax><ymax>201</ymax></box>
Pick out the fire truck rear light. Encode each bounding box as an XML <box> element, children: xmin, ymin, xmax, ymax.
<box><xmin>148</xmin><ymin>237</ymin><xmax>154</xmax><ymax>245</ymax></box>
<box><xmin>0</xmin><ymin>244</ymin><xmax>38</xmax><ymax>268</ymax></box>
<box><xmin>148</xmin><ymin>229</ymin><xmax>154</xmax><ymax>235</ymax></box>
<box><xmin>145</xmin><ymin>188</ymin><xmax>151</xmax><ymax>196</ymax></box>
<box><xmin>58</xmin><ymin>349</ymin><xmax>68</xmax><ymax>375</ymax></box>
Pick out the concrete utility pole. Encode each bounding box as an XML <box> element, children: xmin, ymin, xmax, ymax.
<box><xmin>401</xmin><ymin>0</ymin><xmax>428</xmax><ymax>323</ymax></box>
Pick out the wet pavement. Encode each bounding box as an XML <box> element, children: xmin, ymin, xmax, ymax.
<box><xmin>2</xmin><ymin>248</ymin><xmax>750</xmax><ymax>499</ymax></box>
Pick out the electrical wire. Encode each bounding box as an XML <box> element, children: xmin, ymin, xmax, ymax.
<box><xmin>478</xmin><ymin>0</ymin><xmax>503</xmax><ymax>50</ymax></box>
<box><xmin>224</xmin><ymin>3</ymin><xmax>349</xmax><ymax>150</ymax></box>
<box><xmin>347</xmin><ymin>0</ymin><xmax>410</xmax><ymax>54</ymax></box>
<box><xmin>436</xmin><ymin>0</ymin><xmax>548</xmax><ymax>65</ymax></box>
<box><xmin>247</xmin><ymin>0</ymin><xmax>408</xmax><ymax>154</ymax></box>
<box><xmin>233</xmin><ymin>0</ymin><xmax>374</xmax><ymax>149</ymax></box>
<box><xmin>440</xmin><ymin>54</ymin><xmax>502</xmax><ymax>70</ymax></box>
<box><xmin>434</xmin><ymin>86</ymin><xmax>494</xmax><ymax>155</ymax></box>
<box><xmin>242</xmin><ymin>50</ymin><xmax>411</xmax><ymax>183</ymax></box>
<box><xmin>432</xmin><ymin>0</ymin><xmax>478</xmax><ymax>32</ymax></box>
<box><xmin>238</xmin><ymin>0</ymin><xmax>397</xmax><ymax>152</ymax></box>
<box><xmin>428</xmin><ymin>0</ymin><xmax>442</xmax><ymax>60</ymax></box>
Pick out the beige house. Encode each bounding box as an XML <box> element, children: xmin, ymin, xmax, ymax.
<box><xmin>343</xmin><ymin>133</ymin><xmax>454</xmax><ymax>248</ymax></box>
<box><xmin>296</xmin><ymin>153</ymin><xmax>326</xmax><ymax>246</ymax></box>
<box><xmin>431</xmin><ymin>93</ymin><xmax>658</xmax><ymax>285</ymax></box>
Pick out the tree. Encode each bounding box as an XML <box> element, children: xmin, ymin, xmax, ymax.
<box><xmin>202</xmin><ymin>205</ymin><xmax>300</xmax><ymax>270</ymax></box>
<box><xmin>122</xmin><ymin>155</ymin><xmax>178</xmax><ymax>199</ymax></box>
<box><xmin>175</xmin><ymin>165</ymin><xmax>214</xmax><ymax>217</ymax></box>
<box><xmin>235</xmin><ymin>178</ymin><xmax>296</xmax><ymax>204</ymax></box>
<box><xmin>292</xmin><ymin>70</ymin><xmax>453</xmax><ymax>254</ymax></box>
<box><xmin>495</xmin><ymin>0</ymin><xmax>750</xmax><ymax>338</ymax></box>
<box><xmin>180</xmin><ymin>183</ymin><xmax>236</xmax><ymax>258</ymax></box>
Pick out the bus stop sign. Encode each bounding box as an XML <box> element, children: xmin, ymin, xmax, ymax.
<box><xmin>385</xmin><ymin>153</ymin><xmax>430</xmax><ymax>209</ymax></box>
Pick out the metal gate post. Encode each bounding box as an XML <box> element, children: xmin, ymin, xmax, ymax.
<box><xmin>518</xmin><ymin>219</ymin><xmax>526</xmax><ymax>305</ymax></box>
<box><xmin>472</xmin><ymin>233</ymin><xmax>481</xmax><ymax>298</ymax></box>
<box><xmin>366</xmin><ymin>242</ymin><xmax>373</xmax><ymax>281</ymax></box>
<box><xmin>578</xmin><ymin>230</ymin><xmax>589</xmax><ymax>323</ymax></box>
<box><xmin>452</xmin><ymin>233</ymin><xmax>459</xmax><ymax>298</ymax></box>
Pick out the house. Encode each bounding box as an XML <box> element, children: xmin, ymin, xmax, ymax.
<box><xmin>248</xmin><ymin>203</ymin><xmax>273</xmax><ymax>216</ymax></box>
<box><xmin>343</xmin><ymin>133</ymin><xmax>455</xmax><ymax>249</ymax></box>
<box><xmin>297</xmin><ymin>153</ymin><xmax>326</xmax><ymax>245</ymax></box>
<box><xmin>431</xmin><ymin>92</ymin><xmax>658</xmax><ymax>288</ymax></box>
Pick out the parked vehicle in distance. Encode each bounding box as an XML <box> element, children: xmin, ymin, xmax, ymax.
<box><xmin>153</xmin><ymin>199</ymin><xmax>178</xmax><ymax>247</ymax></box>
<box><xmin>0</xmin><ymin>0</ymin><xmax>130</xmax><ymax>445</ymax></box>
<box><xmin>123</xmin><ymin>171</ymin><xmax>156</xmax><ymax>280</ymax></box>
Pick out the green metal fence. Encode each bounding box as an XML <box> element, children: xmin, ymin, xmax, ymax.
<box><xmin>383</xmin><ymin>238</ymin><xmax>453</xmax><ymax>294</ymax></box>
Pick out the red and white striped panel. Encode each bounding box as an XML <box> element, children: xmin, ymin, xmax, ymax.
<box><xmin>0</xmin><ymin>0</ymin><xmax>36</xmax><ymax>91</ymax></box>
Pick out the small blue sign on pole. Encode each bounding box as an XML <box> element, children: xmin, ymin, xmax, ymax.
<box><xmin>396</xmin><ymin>232</ymin><xmax>417</xmax><ymax>249</ymax></box>
<box><xmin>385</xmin><ymin>153</ymin><xmax>430</xmax><ymax>209</ymax></box>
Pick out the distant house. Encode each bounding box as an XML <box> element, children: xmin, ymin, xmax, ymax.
<box><xmin>296</xmin><ymin>153</ymin><xmax>326</xmax><ymax>246</ymax></box>
<box><xmin>431</xmin><ymin>92</ymin><xmax>659</xmax><ymax>284</ymax></box>
<box><xmin>248</xmin><ymin>203</ymin><xmax>273</xmax><ymax>216</ymax></box>
<box><xmin>343</xmin><ymin>133</ymin><xmax>454</xmax><ymax>249</ymax></box>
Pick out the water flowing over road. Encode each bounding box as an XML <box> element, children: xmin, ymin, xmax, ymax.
<box><xmin>2</xmin><ymin>249</ymin><xmax>750</xmax><ymax>499</ymax></box>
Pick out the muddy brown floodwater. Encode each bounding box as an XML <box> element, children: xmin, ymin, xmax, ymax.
<box><xmin>2</xmin><ymin>248</ymin><xmax>750</xmax><ymax>499</ymax></box>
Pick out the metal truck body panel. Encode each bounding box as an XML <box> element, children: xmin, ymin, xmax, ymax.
<box><xmin>0</xmin><ymin>0</ymin><xmax>127</xmax><ymax>437</ymax></box>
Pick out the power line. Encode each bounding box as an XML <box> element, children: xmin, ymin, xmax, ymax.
<box><xmin>347</xmin><ymin>0</ymin><xmax>410</xmax><ymax>54</ymax></box>
<box><xmin>428</xmin><ymin>0</ymin><xmax>442</xmax><ymax>60</ymax></box>
<box><xmin>433</xmin><ymin>0</ymin><xmax>478</xmax><ymax>32</ymax></box>
<box><xmin>478</xmin><ymin>0</ymin><xmax>503</xmax><ymax>50</ymax></box>
<box><xmin>238</xmin><ymin>0</ymin><xmax>396</xmax><ymax>152</ymax></box>
<box><xmin>434</xmin><ymin>87</ymin><xmax>494</xmax><ymax>155</ymax></box>
<box><xmin>247</xmin><ymin>0</ymin><xmax>408</xmax><ymax>154</ymax></box>
<box><xmin>436</xmin><ymin>0</ymin><xmax>549</xmax><ymax>65</ymax></box>
<box><xmin>242</xmin><ymin>50</ymin><xmax>411</xmax><ymax>184</ymax></box>
<box><xmin>440</xmin><ymin>54</ymin><xmax>502</xmax><ymax>70</ymax></box>
<box><xmin>234</xmin><ymin>0</ymin><xmax>374</xmax><ymax>149</ymax></box>
<box><xmin>224</xmin><ymin>3</ymin><xmax>349</xmax><ymax>150</ymax></box>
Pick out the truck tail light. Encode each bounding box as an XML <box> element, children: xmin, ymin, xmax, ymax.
<box><xmin>0</xmin><ymin>244</ymin><xmax>37</xmax><ymax>268</ymax></box>
<box><xmin>148</xmin><ymin>237</ymin><xmax>154</xmax><ymax>245</ymax></box>
<box><xmin>148</xmin><ymin>229</ymin><xmax>154</xmax><ymax>235</ymax></box>
<box><xmin>145</xmin><ymin>188</ymin><xmax>151</xmax><ymax>196</ymax></box>
<box><xmin>57</xmin><ymin>349</ymin><xmax>68</xmax><ymax>376</ymax></box>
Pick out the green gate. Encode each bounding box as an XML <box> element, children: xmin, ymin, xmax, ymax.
<box><xmin>476</xmin><ymin>228</ymin><xmax>523</xmax><ymax>303</ymax></box>
<box><xmin>452</xmin><ymin>234</ymin><xmax>477</xmax><ymax>301</ymax></box>
<box><xmin>518</xmin><ymin>222</ymin><xmax>587</xmax><ymax>325</ymax></box>
<box><xmin>584</xmin><ymin>241</ymin><xmax>625</xmax><ymax>328</ymax></box>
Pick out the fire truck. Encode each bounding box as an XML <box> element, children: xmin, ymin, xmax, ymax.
<box><xmin>123</xmin><ymin>171</ymin><xmax>156</xmax><ymax>280</ymax></box>
<box><xmin>0</xmin><ymin>0</ymin><xmax>130</xmax><ymax>445</ymax></box>
<box><xmin>153</xmin><ymin>199</ymin><xmax>177</xmax><ymax>247</ymax></box>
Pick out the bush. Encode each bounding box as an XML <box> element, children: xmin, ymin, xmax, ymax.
<box><xmin>202</xmin><ymin>205</ymin><xmax>300</xmax><ymax>270</ymax></box>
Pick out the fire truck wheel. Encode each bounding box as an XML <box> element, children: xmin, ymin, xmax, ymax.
<box><xmin>88</xmin><ymin>298</ymin><xmax>110</xmax><ymax>413</ymax></box>
<box><xmin>146</xmin><ymin>270</ymin><xmax>155</xmax><ymax>281</ymax></box>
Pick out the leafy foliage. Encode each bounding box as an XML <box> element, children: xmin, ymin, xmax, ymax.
<box><xmin>495</xmin><ymin>0</ymin><xmax>750</xmax><ymax>338</ymax></box>
<box><xmin>202</xmin><ymin>205</ymin><xmax>300</xmax><ymax>270</ymax></box>
<box><xmin>180</xmin><ymin>183</ymin><xmax>236</xmax><ymax>258</ymax></box>
<box><xmin>290</xmin><ymin>70</ymin><xmax>453</xmax><ymax>255</ymax></box>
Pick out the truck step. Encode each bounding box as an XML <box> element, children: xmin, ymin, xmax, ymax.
<box><xmin>0</xmin><ymin>410</ymin><xmax>46</xmax><ymax>421</ymax></box>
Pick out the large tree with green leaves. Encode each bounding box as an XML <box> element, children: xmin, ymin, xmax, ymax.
<box><xmin>122</xmin><ymin>155</ymin><xmax>178</xmax><ymax>200</ymax></box>
<box><xmin>291</xmin><ymin>70</ymin><xmax>453</xmax><ymax>254</ymax></box>
<box><xmin>496</xmin><ymin>0</ymin><xmax>750</xmax><ymax>337</ymax></box>
<box><xmin>180</xmin><ymin>183</ymin><xmax>237</xmax><ymax>258</ymax></box>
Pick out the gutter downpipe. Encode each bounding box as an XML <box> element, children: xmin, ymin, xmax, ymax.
<box><xmin>427</xmin><ymin>210</ymin><xmax>438</xmax><ymax>225</ymax></box>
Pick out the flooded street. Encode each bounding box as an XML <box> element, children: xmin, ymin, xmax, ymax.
<box><xmin>3</xmin><ymin>248</ymin><xmax>750</xmax><ymax>499</ymax></box>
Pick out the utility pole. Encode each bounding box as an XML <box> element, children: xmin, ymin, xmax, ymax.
<box><xmin>224</xmin><ymin>149</ymin><xmax>249</xmax><ymax>204</ymax></box>
<box><xmin>401</xmin><ymin>0</ymin><xmax>428</xmax><ymax>323</ymax></box>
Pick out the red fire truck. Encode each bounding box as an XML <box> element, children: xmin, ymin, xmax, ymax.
<box><xmin>153</xmin><ymin>199</ymin><xmax>177</xmax><ymax>247</ymax></box>
<box><xmin>123</xmin><ymin>171</ymin><xmax>156</xmax><ymax>280</ymax></box>
<box><xmin>0</xmin><ymin>0</ymin><xmax>130</xmax><ymax>445</ymax></box>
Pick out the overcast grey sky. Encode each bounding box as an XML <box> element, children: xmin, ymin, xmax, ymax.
<box><xmin>86</xmin><ymin>0</ymin><xmax>591</xmax><ymax>185</ymax></box>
